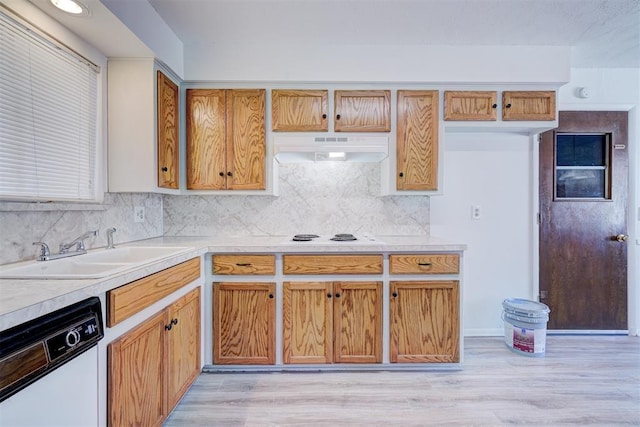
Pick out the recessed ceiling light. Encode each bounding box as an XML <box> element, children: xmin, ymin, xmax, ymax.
<box><xmin>50</xmin><ymin>0</ymin><xmax>89</xmax><ymax>16</ymax></box>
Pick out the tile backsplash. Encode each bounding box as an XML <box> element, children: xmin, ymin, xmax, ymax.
<box><xmin>164</xmin><ymin>163</ymin><xmax>430</xmax><ymax>237</ymax></box>
<box><xmin>0</xmin><ymin>193</ymin><xmax>162</xmax><ymax>264</ymax></box>
<box><xmin>0</xmin><ymin>163</ymin><xmax>430</xmax><ymax>265</ymax></box>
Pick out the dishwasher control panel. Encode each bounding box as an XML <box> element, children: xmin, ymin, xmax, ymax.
<box><xmin>0</xmin><ymin>297</ymin><xmax>103</xmax><ymax>402</ymax></box>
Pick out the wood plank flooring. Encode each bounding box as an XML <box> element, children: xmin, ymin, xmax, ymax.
<box><xmin>164</xmin><ymin>336</ymin><xmax>640</xmax><ymax>426</ymax></box>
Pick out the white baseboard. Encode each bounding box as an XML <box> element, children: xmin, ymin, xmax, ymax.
<box><xmin>464</xmin><ymin>328</ymin><xmax>503</xmax><ymax>337</ymax></box>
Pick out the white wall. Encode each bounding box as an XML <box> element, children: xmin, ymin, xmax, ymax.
<box><xmin>430</xmin><ymin>133</ymin><xmax>533</xmax><ymax>336</ymax></box>
<box><xmin>184</xmin><ymin>44</ymin><xmax>570</xmax><ymax>84</ymax></box>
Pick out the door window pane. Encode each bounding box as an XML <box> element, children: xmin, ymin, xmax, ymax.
<box><xmin>555</xmin><ymin>133</ymin><xmax>609</xmax><ymax>200</ymax></box>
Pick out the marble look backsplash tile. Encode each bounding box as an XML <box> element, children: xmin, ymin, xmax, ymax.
<box><xmin>164</xmin><ymin>163</ymin><xmax>430</xmax><ymax>237</ymax></box>
<box><xmin>0</xmin><ymin>193</ymin><xmax>162</xmax><ymax>264</ymax></box>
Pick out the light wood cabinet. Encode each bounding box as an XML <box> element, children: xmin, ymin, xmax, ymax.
<box><xmin>390</xmin><ymin>281</ymin><xmax>459</xmax><ymax>363</ymax></box>
<box><xmin>502</xmin><ymin>91</ymin><xmax>556</xmax><ymax>121</ymax></box>
<box><xmin>283</xmin><ymin>254</ymin><xmax>383</xmax><ymax>275</ymax></box>
<box><xmin>334</xmin><ymin>90</ymin><xmax>391</xmax><ymax>132</ymax></box>
<box><xmin>107</xmin><ymin>257</ymin><xmax>201</xmax><ymax>327</ymax></box>
<box><xmin>272</xmin><ymin>89</ymin><xmax>328</xmax><ymax>131</ymax></box>
<box><xmin>396</xmin><ymin>90</ymin><xmax>439</xmax><ymax>191</ymax></box>
<box><xmin>108</xmin><ymin>287</ymin><xmax>201</xmax><ymax>427</ymax></box>
<box><xmin>157</xmin><ymin>71</ymin><xmax>180</xmax><ymax>189</ymax></box>
<box><xmin>212</xmin><ymin>254</ymin><xmax>275</xmax><ymax>275</ymax></box>
<box><xmin>283</xmin><ymin>281</ymin><xmax>382</xmax><ymax>364</ymax></box>
<box><xmin>166</xmin><ymin>288</ymin><xmax>201</xmax><ymax>410</ymax></box>
<box><xmin>213</xmin><ymin>282</ymin><xmax>276</xmax><ymax>364</ymax></box>
<box><xmin>444</xmin><ymin>91</ymin><xmax>497</xmax><ymax>121</ymax></box>
<box><xmin>389</xmin><ymin>254</ymin><xmax>460</xmax><ymax>274</ymax></box>
<box><xmin>186</xmin><ymin>89</ymin><xmax>266</xmax><ymax>190</ymax></box>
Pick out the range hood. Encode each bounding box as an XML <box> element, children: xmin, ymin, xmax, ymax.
<box><xmin>273</xmin><ymin>135</ymin><xmax>389</xmax><ymax>163</ymax></box>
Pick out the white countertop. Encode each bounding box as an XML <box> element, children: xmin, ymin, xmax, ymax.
<box><xmin>0</xmin><ymin>235</ymin><xmax>466</xmax><ymax>331</ymax></box>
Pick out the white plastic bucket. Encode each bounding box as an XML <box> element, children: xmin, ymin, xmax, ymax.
<box><xmin>502</xmin><ymin>298</ymin><xmax>550</xmax><ymax>357</ymax></box>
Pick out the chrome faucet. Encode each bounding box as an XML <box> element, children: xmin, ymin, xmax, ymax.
<box><xmin>106</xmin><ymin>227</ymin><xmax>117</xmax><ymax>249</ymax></box>
<box><xmin>59</xmin><ymin>230</ymin><xmax>98</xmax><ymax>254</ymax></box>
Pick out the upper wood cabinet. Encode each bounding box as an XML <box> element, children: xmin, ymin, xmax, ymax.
<box><xmin>444</xmin><ymin>91</ymin><xmax>497</xmax><ymax>121</ymax></box>
<box><xmin>272</xmin><ymin>89</ymin><xmax>328</xmax><ymax>131</ymax></box>
<box><xmin>186</xmin><ymin>89</ymin><xmax>266</xmax><ymax>190</ymax></box>
<box><xmin>334</xmin><ymin>90</ymin><xmax>391</xmax><ymax>132</ymax></box>
<box><xmin>396</xmin><ymin>90</ymin><xmax>439</xmax><ymax>191</ymax></box>
<box><xmin>157</xmin><ymin>71</ymin><xmax>180</xmax><ymax>189</ymax></box>
<box><xmin>502</xmin><ymin>91</ymin><xmax>556</xmax><ymax>121</ymax></box>
<box><xmin>213</xmin><ymin>282</ymin><xmax>276</xmax><ymax>365</ymax></box>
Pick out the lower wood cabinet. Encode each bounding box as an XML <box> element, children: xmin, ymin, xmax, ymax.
<box><xmin>213</xmin><ymin>282</ymin><xmax>276</xmax><ymax>364</ymax></box>
<box><xmin>283</xmin><ymin>281</ymin><xmax>382</xmax><ymax>364</ymax></box>
<box><xmin>108</xmin><ymin>287</ymin><xmax>201</xmax><ymax>427</ymax></box>
<box><xmin>390</xmin><ymin>281</ymin><xmax>459</xmax><ymax>363</ymax></box>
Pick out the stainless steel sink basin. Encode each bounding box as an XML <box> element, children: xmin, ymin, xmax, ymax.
<box><xmin>0</xmin><ymin>246</ymin><xmax>193</xmax><ymax>279</ymax></box>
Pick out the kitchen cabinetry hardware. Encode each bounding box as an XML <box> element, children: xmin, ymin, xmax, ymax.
<box><xmin>616</xmin><ymin>234</ymin><xmax>628</xmax><ymax>242</ymax></box>
<box><xmin>335</xmin><ymin>293</ymin><xmax>341</xmax><ymax>298</ymax></box>
<box><xmin>392</xmin><ymin>292</ymin><xmax>398</xmax><ymax>298</ymax></box>
<box><xmin>327</xmin><ymin>293</ymin><xmax>332</xmax><ymax>298</ymax></box>
<box><xmin>336</xmin><ymin>114</ymin><xmax>341</xmax><ymax>119</ymax></box>
<box><xmin>398</xmin><ymin>172</ymin><xmax>404</xmax><ymax>177</ymax></box>
<box><xmin>235</xmin><ymin>263</ymin><xmax>252</xmax><ymax>267</ymax></box>
<box><xmin>172</xmin><ymin>318</ymin><xmax>178</xmax><ymax>325</ymax></box>
<box><xmin>269</xmin><ymin>294</ymin><xmax>274</xmax><ymax>299</ymax></box>
<box><xmin>165</xmin><ymin>322</ymin><xmax>172</xmax><ymax>331</ymax></box>
<box><xmin>505</xmin><ymin>103</ymin><xmax>512</xmax><ymax>108</ymax></box>
<box><xmin>227</xmin><ymin>171</ymin><xmax>232</xmax><ymax>176</ymax></box>
<box><xmin>492</xmin><ymin>104</ymin><xmax>497</xmax><ymax>108</ymax></box>
<box><xmin>161</xmin><ymin>166</ymin><xmax>168</xmax><ymax>172</ymax></box>
<box><xmin>322</xmin><ymin>114</ymin><xmax>327</xmax><ymax>119</ymax></box>
<box><xmin>418</xmin><ymin>262</ymin><xmax>433</xmax><ymax>266</ymax></box>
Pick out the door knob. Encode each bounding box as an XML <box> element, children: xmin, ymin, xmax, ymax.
<box><xmin>615</xmin><ymin>234</ymin><xmax>628</xmax><ymax>242</ymax></box>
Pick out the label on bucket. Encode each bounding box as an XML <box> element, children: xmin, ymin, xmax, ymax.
<box><xmin>504</xmin><ymin>322</ymin><xmax>546</xmax><ymax>355</ymax></box>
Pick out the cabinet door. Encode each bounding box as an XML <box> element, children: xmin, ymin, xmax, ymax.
<box><xmin>213</xmin><ymin>282</ymin><xmax>275</xmax><ymax>364</ymax></box>
<box><xmin>396</xmin><ymin>90</ymin><xmax>439</xmax><ymax>191</ymax></box>
<box><xmin>166</xmin><ymin>287</ymin><xmax>201</xmax><ymax>411</ymax></box>
<box><xmin>186</xmin><ymin>89</ymin><xmax>226</xmax><ymax>190</ymax></box>
<box><xmin>444</xmin><ymin>91</ymin><xmax>497</xmax><ymax>121</ymax></box>
<box><xmin>226</xmin><ymin>89</ymin><xmax>266</xmax><ymax>190</ymax></box>
<box><xmin>502</xmin><ymin>91</ymin><xmax>556</xmax><ymax>121</ymax></box>
<box><xmin>390</xmin><ymin>281</ymin><xmax>459</xmax><ymax>363</ymax></box>
<box><xmin>333</xmin><ymin>281</ymin><xmax>382</xmax><ymax>363</ymax></box>
<box><xmin>272</xmin><ymin>89</ymin><xmax>328</xmax><ymax>131</ymax></box>
<box><xmin>334</xmin><ymin>90</ymin><xmax>391</xmax><ymax>132</ymax></box>
<box><xmin>157</xmin><ymin>71</ymin><xmax>179</xmax><ymax>189</ymax></box>
<box><xmin>283</xmin><ymin>281</ymin><xmax>333</xmax><ymax>364</ymax></box>
<box><xmin>108</xmin><ymin>311</ymin><xmax>166</xmax><ymax>427</ymax></box>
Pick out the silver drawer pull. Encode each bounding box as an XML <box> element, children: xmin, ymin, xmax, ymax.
<box><xmin>236</xmin><ymin>263</ymin><xmax>252</xmax><ymax>267</ymax></box>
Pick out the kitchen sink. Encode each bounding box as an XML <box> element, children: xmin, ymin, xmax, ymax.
<box><xmin>0</xmin><ymin>246</ymin><xmax>193</xmax><ymax>279</ymax></box>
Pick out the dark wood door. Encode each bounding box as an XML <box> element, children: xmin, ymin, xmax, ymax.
<box><xmin>540</xmin><ymin>111</ymin><xmax>628</xmax><ymax>329</ymax></box>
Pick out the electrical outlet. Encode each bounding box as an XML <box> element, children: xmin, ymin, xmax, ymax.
<box><xmin>471</xmin><ymin>205</ymin><xmax>482</xmax><ymax>220</ymax></box>
<box><xmin>134</xmin><ymin>206</ymin><xmax>145</xmax><ymax>223</ymax></box>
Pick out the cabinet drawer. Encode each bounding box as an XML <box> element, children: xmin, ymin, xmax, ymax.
<box><xmin>283</xmin><ymin>255</ymin><xmax>383</xmax><ymax>275</ymax></box>
<box><xmin>389</xmin><ymin>254</ymin><xmax>459</xmax><ymax>274</ymax></box>
<box><xmin>107</xmin><ymin>257</ymin><xmax>201</xmax><ymax>327</ymax></box>
<box><xmin>212</xmin><ymin>255</ymin><xmax>275</xmax><ymax>275</ymax></box>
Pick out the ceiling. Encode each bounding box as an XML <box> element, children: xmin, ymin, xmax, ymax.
<box><xmin>146</xmin><ymin>0</ymin><xmax>640</xmax><ymax>68</ymax></box>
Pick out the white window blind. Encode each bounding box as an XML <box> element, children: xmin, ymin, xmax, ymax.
<box><xmin>0</xmin><ymin>10</ymin><xmax>100</xmax><ymax>202</ymax></box>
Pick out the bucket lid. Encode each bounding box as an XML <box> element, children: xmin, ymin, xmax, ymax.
<box><xmin>502</xmin><ymin>298</ymin><xmax>550</xmax><ymax>317</ymax></box>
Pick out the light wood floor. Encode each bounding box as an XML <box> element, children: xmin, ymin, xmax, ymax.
<box><xmin>164</xmin><ymin>336</ymin><xmax>640</xmax><ymax>426</ymax></box>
